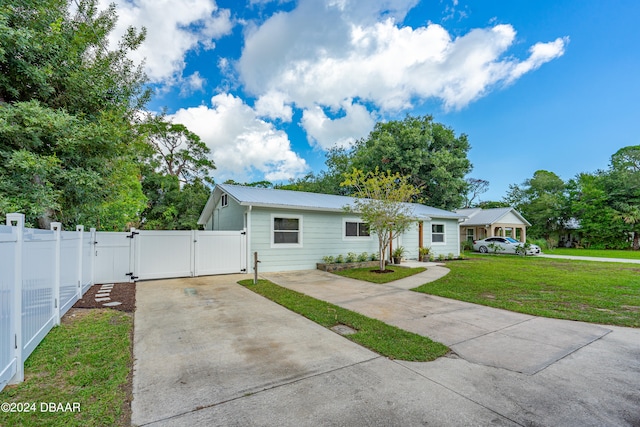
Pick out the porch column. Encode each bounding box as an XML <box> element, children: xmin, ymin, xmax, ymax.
<box><xmin>418</xmin><ymin>222</ymin><xmax>423</xmax><ymax>249</ymax></box>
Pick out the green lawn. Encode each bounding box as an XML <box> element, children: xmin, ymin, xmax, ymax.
<box><xmin>413</xmin><ymin>255</ymin><xmax>640</xmax><ymax>327</ymax></box>
<box><xmin>0</xmin><ymin>310</ymin><xmax>133</xmax><ymax>427</ymax></box>
<box><xmin>333</xmin><ymin>266</ymin><xmax>426</xmax><ymax>283</ymax></box>
<box><xmin>239</xmin><ymin>279</ymin><xmax>448</xmax><ymax>361</ymax></box>
<box><xmin>544</xmin><ymin>248</ymin><xmax>640</xmax><ymax>260</ymax></box>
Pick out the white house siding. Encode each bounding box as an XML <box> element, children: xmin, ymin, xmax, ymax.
<box><xmin>250</xmin><ymin>208</ymin><xmax>380</xmax><ymax>272</ymax></box>
<box><xmin>205</xmin><ymin>196</ymin><xmax>245</xmax><ymax>231</ymax></box>
<box><xmin>400</xmin><ymin>222</ymin><xmax>420</xmax><ymax>260</ymax></box>
<box><xmin>423</xmin><ymin>219</ymin><xmax>460</xmax><ymax>257</ymax></box>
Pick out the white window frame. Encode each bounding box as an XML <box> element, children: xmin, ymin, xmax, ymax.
<box><xmin>271</xmin><ymin>214</ymin><xmax>303</xmax><ymax>248</ymax></box>
<box><xmin>221</xmin><ymin>193</ymin><xmax>228</xmax><ymax>208</ymax></box>
<box><xmin>431</xmin><ymin>223</ymin><xmax>446</xmax><ymax>245</ymax></box>
<box><xmin>466</xmin><ymin>228</ymin><xmax>475</xmax><ymax>242</ymax></box>
<box><xmin>343</xmin><ymin>218</ymin><xmax>372</xmax><ymax>240</ymax></box>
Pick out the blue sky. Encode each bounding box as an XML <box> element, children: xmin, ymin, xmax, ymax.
<box><xmin>101</xmin><ymin>0</ymin><xmax>639</xmax><ymax>203</ymax></box>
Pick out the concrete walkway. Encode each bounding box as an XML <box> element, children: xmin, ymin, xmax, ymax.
<box><xmin>132</xmin><ymin>271</ymin><xmax>640</xmax><ymax>426</ymax></box>
<box><xmin>262</xmin><ymin>267</ymin><xmax>611</xmax><ymax>375</ymax></box>
<box><xmin>538</xmin><ymin>253</ymin><xmax>640</xmax><ymax>264</ymax></box>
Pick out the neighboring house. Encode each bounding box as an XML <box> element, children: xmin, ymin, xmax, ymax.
<box><xmin>198</xmin><ymin>184</ymin><xmax>466</xmax><ymax>273</ymax></box>
<box><xmin>456</xmin><ymin>207</ymin><xmax>531</xmax><ymax>243</ymax></box>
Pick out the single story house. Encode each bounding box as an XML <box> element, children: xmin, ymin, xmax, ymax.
<box><xmin>455</xmin><ymin>207</ymin><xmax>531</xmax><ymax>243</ymax></box>
<box><xmin>198</xmin><ymin>184</ymin><xmax>466</xmax><ymax>273</ymax></box>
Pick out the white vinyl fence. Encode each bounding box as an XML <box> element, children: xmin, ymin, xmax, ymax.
<box><xmin>0</xmin><ymin>214</ymin><xmax>94</xmax><ymax>392</ymax></box>
<box><xmin>93</xmin><ymin>229</ymin><xmax>247</xmax><ymax>284</ymax></box>
<box><xmin>1</xmin><ymin>214</ymin><xmax>248</xmax><ymax>392</ymax></box>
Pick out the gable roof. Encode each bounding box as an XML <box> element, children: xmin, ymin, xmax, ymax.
<box><xmin>198</xmin><ymin>183</ymin><xmax>465</xmax><ymax>225</ymax></box>
<box><xmin>455</xmin><ymin>207</ymin><xmax>531</xmax><ymax>227</ymax></box>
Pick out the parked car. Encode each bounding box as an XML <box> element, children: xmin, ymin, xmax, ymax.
<box><xmin>473</xmin><ymin>237</ymin><xmax>541</xmax><ymax>255</ymax></box>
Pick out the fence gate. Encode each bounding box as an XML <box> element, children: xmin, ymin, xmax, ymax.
<box><xmin>94</xmin><ymin>229</ymin><xmax>247</xmax><ymax>284</ymax></box>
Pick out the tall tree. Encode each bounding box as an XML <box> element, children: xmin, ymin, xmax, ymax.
<box><xmin>341</xmin><ymin>115</ymin><xmax>472</xmax><ymax>210</ymax></box>
<box><xmin>341</xmin><ymin>168</ymin><xmax>420</xmax><ymax>271</ymax></box>
<box><xmin>0</xmin><ymin>0</ymin><xmax>149</xmax><ymax>229</ymax></box>
<box><xmin>505</xmin><ymin>170</ymin><xmax>568</xmax><ymax>239</ymax></box>
<box><xmin>138</xmin><ymin>114</ymin><xmax>215</xmax><ymax>185</ymax></box>
<box><xmin>462</xmin><ymin>178</ymin><xmax>490</xmax><ymax>208</ymax></box>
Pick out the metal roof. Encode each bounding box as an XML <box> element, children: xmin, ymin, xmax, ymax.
<box><xmin>456</xmin><ymin>207</ymin><xmax>531</xmax><ymax>226</ymax></box>
<box><xmin>198</xmin><ymin>183</ymin><xmax>465</xmax><ymax>224</ymax></box>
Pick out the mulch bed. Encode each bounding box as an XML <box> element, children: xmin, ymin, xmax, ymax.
<box><xmin>73</xmin><ymin>282</ymin><xmax>136</xmax><ymax>313</ymax></box>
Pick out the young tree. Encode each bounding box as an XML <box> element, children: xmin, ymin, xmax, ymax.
<box><xmin>341</xmin><ymin>168</ymin><xmax>421</xmax><ymax>271</ymax></box>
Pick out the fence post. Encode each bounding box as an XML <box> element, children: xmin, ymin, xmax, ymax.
<box><xmin>90</xmin><ymin>228</ymin><xmax>96</xmax><ymax>287</ymax></box>
<box><xmin>7</xmin><ymin>213</ymin><xmax>24</xmax><ymax>384</ymax></box>
<box><xmin>76</xmin><ymin>225</ymin><xmax>84</xmax><ymax>300</ymax></box>
<box><xmin>51</xmin><ymin>222</ymin><xmax>62</xmax><ymax>326</ymax></box>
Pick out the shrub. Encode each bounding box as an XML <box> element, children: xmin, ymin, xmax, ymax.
<box><xmin>370</xmin><ymin>252</ymin><xmax>379</xmax><ymax>261</ymax></box>
<box><xmin>447</xmin><ymin>252</ymin><xmax>454</xmax><ymax>260</ymax></box>
<box><xmin>335</xmin><ymin>254</ymin><xmax>344</xmax><ymax>263</ymax></box>
<box><xmin>461</xmin><ymin>241</ymin><xmax>473</xmax><ymax>252</ymax></box>
<box><xmin>357</xmin><ymin>252</ymin><xmax>369</xmax><ymax>262</ymax></box>
<box><xmin>545</xmin><ymin>237</ymin><xmax>558</xmax><ymax>250</ymax></box>
<box><xmin>437</xmin><ymin>253</ymin><xmax>445</xmax><ymax>261</ymax></box>
<box><xmin>346</xmin><ymin>252</ymin><xmax>357</xmax><ymax>263</ymax></box>
<box><xmin>322</xmin><ymin>255</ymin><xmax>334</xmax><ymax>263</ymax></box>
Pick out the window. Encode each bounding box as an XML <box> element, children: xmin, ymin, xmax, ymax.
<box><xmin>344</xmin><ymin>221</ymin><xmax>370</xmax><ymax>238</ymax></box>
<box><xmin>432</xmin><ymin>223</ymin><xmax>445</xmax><ymax>244</ymax></box>
<box><xmin>466</xmin><ymin>228</ymin><xmax>475</xmax><ymax>242</ymax></box>
<box><xmin>272</xmin><ymin>215</ymin><xmax>302</xmax><ymax>247</ymax></box>
<box><xmin>221</xmin><ymin>194</ymin><xmax>228</xmax><ymax>207</ymax></box>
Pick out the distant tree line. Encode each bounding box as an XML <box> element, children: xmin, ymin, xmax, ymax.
<box><xmin>505</xmin><ymin>146</ymin><xmax>640</xmax><ymax>250</ymax></box>
<box><xmin>0</xmin><ymin>0</ymin><xmax>214</xmax><ymax>230</ymax></box>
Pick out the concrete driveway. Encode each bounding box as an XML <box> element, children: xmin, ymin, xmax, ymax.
<box><xmin>132</xmin><ymin>272</ymin><xmax>640</xmax><ymax>426</ymax></box>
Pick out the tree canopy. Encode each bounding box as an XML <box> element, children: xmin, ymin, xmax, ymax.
<box><xmin>0</xmin><ymin>0</ymin><xmax>216</xmax><ymax>231</ymax></box>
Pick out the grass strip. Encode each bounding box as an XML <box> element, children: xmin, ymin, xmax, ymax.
<box><xmin>544</xmin><ymin>248</ymin><xmax>640</xmax><ymax>260</ymax></box>
<box><xmin>0</xmin><ymin>309</ymin><xmax>133</xmax><ymax>427</ymax></box>
<box><xmin>333</xmin><ymin>266</ymin><xmax>426</xmax><ymax>284</ymax></box>
<box><xmin>239</xmin><ymin>279</ymin><xmax>448</xmax><ymax>361</ymax></box>
<box><xmin>413</xmin><ymin>255</ymin><xmax>640</xmax><ymax>327</ymax></box>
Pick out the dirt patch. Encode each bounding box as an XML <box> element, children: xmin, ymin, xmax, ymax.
<box><xmin>73</xmin><ymin>282</ymin><xmax>136</xmax><ymax>313</ymax></box>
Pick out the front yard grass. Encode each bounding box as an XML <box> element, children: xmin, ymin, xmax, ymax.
<box><xmin>413</xmin><ymin>255</ymin><xmax>640</xmax><ymax>327</ymax></box>
<box><xmin>0</xmin><ymin>309</ymin><xmax>133</xmax><ymax>427</ymax></box>
<box><xmin>239</xmin><ymin>279</ymin><xmax>448</xmax><ymax>361</ymax></box>
<box><xmin>544</xmin><ymin>248</ymin><xmax>640</xmax><ymax>260</ymax></box>
<box><xmin>333</xmin><ymin>265</ymin><xmax>426</xmax><ymax>284</ymax></box>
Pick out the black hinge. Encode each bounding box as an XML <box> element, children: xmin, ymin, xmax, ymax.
<box><xmin>15</xmin><ymin>334</ymin><xmax>17</xmax><ymax>349</ymax></box>
<box><xmin>241</xmin><ymin>231</ymin><xmax>246</xmax><ymax>235</ymax></box>
<box><xmin>126</xmin><ymin>231</ymin><xmax>140</xmax><ymax>239</ymax></box>
<box><xmin>240</xmin><ymin>268</ymin><xmax>247</xmax><ymax>272</ymax></box>
<box><xmin>125</xmin><ymin>272</ymin><xmax>139</xmax><ymax>280</ymax></box>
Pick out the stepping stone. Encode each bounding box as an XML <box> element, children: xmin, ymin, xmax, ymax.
<box><xmin>95</xmin><ymin>297</ymin><xmax>111</xmax><ymax>302</ymax></box>
<box><xmin>102</xmin><ymin>301</ymin><xmax>122</xmax><ymax>307</ymax></box>
<box><xmin>101</xmin><ymin>284</ymin><xmax>114</xmax><ymax>288</ymax></box>
<box><xmin>95</xmin><ymin>293</ymin><xmax>111</xmax><ymax>298</ymax></box>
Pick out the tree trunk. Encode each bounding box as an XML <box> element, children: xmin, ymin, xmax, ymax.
<box><xmin>633</xmin><ymin>231</ymin><xmax>639</xmax><ymax>251</ymax></box>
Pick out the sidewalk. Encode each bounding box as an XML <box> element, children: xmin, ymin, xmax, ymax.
<box><xmin>537</xmin><ymin>253</ymin><xmax>640</xmax><ymax>263</ymax></box>
<box><xmin>261</xmin><ymin>268</ymin><xmax>611</xmax><ymax>375</ymax></box>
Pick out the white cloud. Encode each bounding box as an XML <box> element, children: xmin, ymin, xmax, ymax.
<box><xmin>254</xmin><ymin>91</ymin><xmax>294</xmax><ymax>122</ymax></box>
<box><xmin>238</xmin><ymin>0</ymin><xmax>568</xmax><ymax>112</ymax></box>
<box><xmin>170</xmin><ymin>93</ymin><xmax>308</xmax><ymax>182</ymax></box>
<box><xmin>301</xmin><ymin>100</ymin><xmax>375</xmax><ymax>149</ymax></box>
<box><xmin>97</xmin><ymin>0</ymin><xmax>233</xmax><ymax>84</ymax></box>
<box><xmin>180</xmin><ymin>72</ymin><xmax>206</xmax><ymax>96</ymax></box>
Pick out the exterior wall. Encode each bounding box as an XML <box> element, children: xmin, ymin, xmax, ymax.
<box><xmin>205</xmin><ymin>195</ymin><xmax>245</xmax><ymax>231</ymax></box>
<box><xmin>250</xmin><ymin>208</ymin><xmax>380</xmax><ymax>272</ymax></box>
<box><xmin>423</xmin><ymin>219</ymin><xmax>460</xmax><ymax>257</ymax></box>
